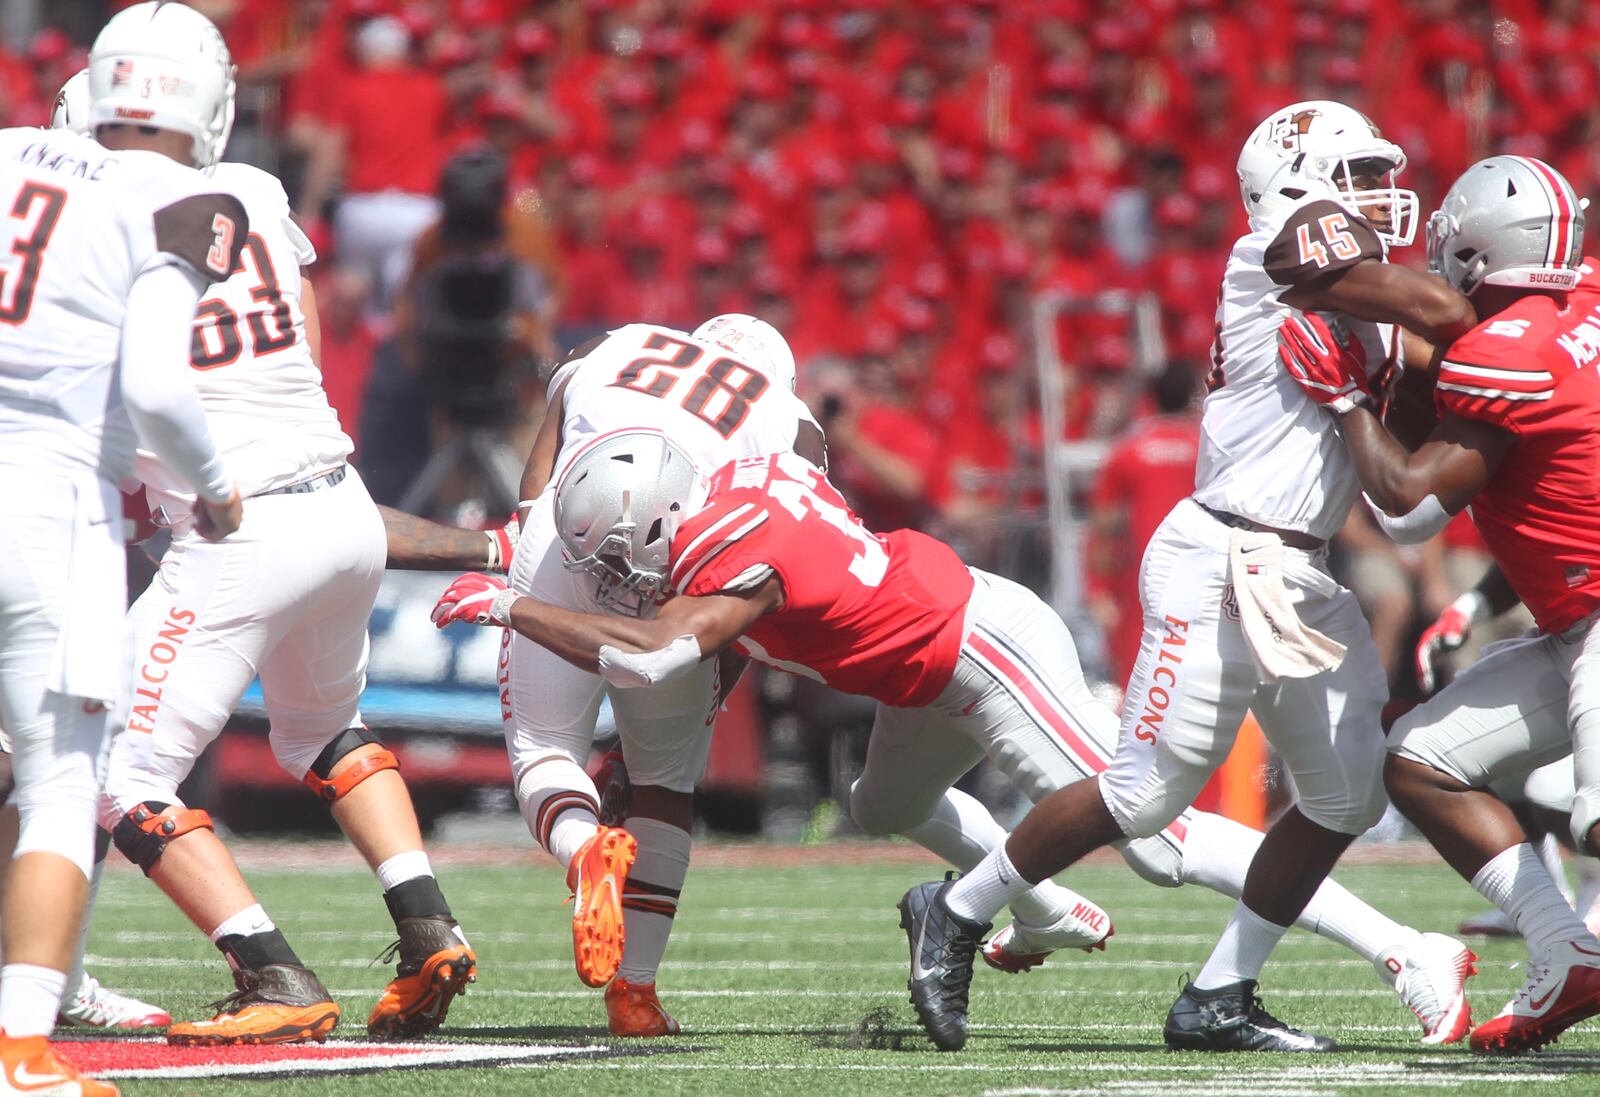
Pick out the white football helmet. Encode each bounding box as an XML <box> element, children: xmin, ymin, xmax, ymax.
<box><xmin>554</xmin><ymin>431</ymin><xmax>705</xmax><ymax>617</ymax></box>
<box><xmin>51</xmin><ymin>69</ymin><xmax>91</xmax><ymax>135</ymax></box>
<box><xmin>1237</xmin><ymin>100</ymin><xmax>1418</xmax><ymax>246</ymax></box>
<box><xmin>693</xmin><ymin>313</ymin><xmax>797</xmax><ymax>393</ymax></box>
<box><xmin>89</xmin><ymin>1</ymin><xmax>236</xmax><ymax>168</ymax></box>
<box><xmin>1428</xmin><ymin>156</ymin><xmax>1587</xmax><ymax>295</ymax></box>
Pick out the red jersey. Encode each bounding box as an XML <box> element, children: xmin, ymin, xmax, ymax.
<box><xmin>1435</xmin><ymin>258</ymin><xmax>1600</xmax><ymax>633</ymax></box>
<box><xmin>671</xmin><ymin>453</ymin><xmax>976</xmax><ymax>707</ymax></box>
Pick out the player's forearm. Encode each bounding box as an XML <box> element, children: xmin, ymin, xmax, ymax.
<box><xmin>1309</xmin><ymin>261</ymin><xmax>1476</xmax><ymax>346</ymax></box>
<box><xmin>1335</xmin><ymin>407</ymin><xmax>1437</xmax><ymax>514</ymax></box>
<box><xmin>120</xmin><ymin>265</ymin><xmax>233</xmax><ymax>504</ymax></box>
<box><xmin>503</xmin><ymin>598</ymin><xmax>673</xmax><ymax>674</ymax></box>
<box><xmin>379</xmin><ymin>507</ymin><xmax>496</xmax><ymax>570</ymax></box>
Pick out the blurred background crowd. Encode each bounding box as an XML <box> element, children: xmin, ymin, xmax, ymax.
<box><xmin>6</xmin><ymin>0</ymin><xmax>1593</xmax><ymax>830</ymax></box>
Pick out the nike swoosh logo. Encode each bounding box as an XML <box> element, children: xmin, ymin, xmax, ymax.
<box><xmin>1527</xmin><ymin>987</ymin><xmax>1558</xmax><ymax>1012</ymax></box>
<box><xmin>12</xmin><ymin>1065</ymin><xmax>70</xmax><ymax>1088</ymax></box>
<box><xmin>1239</xmin><ymin>545</ymin><xmax>1265</xmax><ymax>554</ymax></box>
<box><xmin>910</xmin><ymin>905</ymin><xmax>936</xmax><ymax>981</ymax></box>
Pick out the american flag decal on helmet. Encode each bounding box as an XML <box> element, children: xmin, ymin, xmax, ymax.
<box><xmin>112</xmin><ymin>59</ymin><xmax>135</xmax><ymax>87</ymax></box>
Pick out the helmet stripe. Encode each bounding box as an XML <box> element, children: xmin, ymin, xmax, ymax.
<box><xmin>1518</xmin><ymin>156</ymin><xmax>1574</xmax><ymax>268</ymax></box>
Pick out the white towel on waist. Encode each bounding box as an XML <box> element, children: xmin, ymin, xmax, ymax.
<box><xmin>47</xmin><ymin>476</ymin><xmax>128</xmax><ymax>704</ymax></box>
<box><xmin>1228</xmin><ymin>528</ymin><xmax>1345</xmax><ymax>682</ymax></box>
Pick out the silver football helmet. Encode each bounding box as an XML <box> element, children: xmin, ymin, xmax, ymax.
<box><xmin>1237</xmin><ymin>100</ymin><xmax>1418</xmax><ymax>246</ymax></box>
<box><xmin>1428</xmin><ymin>155</ymin><xmax>1587</xmax><ymax>295</ymax></box>
<box><xmin>553</xmin><ymin>431</ymin><xmax>704</xmax><ymax>617</ymax></box>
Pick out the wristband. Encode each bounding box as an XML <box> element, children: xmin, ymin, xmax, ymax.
<box><xmin>1452</xmin><ymin>588</ymin><xmax>1490</xmax><ymax>626</ymax></box>
<box><xmin>490</xmin><ymin>587</ymin><xmax>519</xmax><ymax>625</ymax></box>
<box><xmin>485</xmin><ymin>530</ymin><xmax>502</xmax><ymax>571</ymax></box>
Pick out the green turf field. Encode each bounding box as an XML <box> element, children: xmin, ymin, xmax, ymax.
<box><xmin>81</xmin><ymin>844</ymin><xmax>1600</xmax><ymax>1096</ymax></box>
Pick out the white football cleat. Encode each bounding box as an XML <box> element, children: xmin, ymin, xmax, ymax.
<box><xmin>57</xmin><ymin>974</ymin><xmax>173</xmax><ymax>1029</ymax></box>
<box><xmin>982</xmin><ymin>898</ymin><xmax>1114</xmax><ymax>973</ymax></box>
<box><xmin>1458</xmin><ymin>908</ymin><xmax>1518</xmax><ymax>938</ymax></box>
<box><xmin>1471</xmin><ymin>937</ymin><xmax>1600</xmax><ymax>1054</ymax></box>
<box><xmin>1389</xmin><ymin>932</ymin><xmax>1478</xmax><ymax>1045</ymax></box>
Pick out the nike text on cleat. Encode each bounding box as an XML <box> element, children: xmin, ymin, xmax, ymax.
<box><xmin>56</xmin><ymin>975</ymin><xmax>172</xmax><ymax>1029</ymax></box>
<box><xmin>899</xmin><ymin>877</ymin><xmax>990</xmax><ymax>1052</ymax></box>
<box><xmin>166</xmin><ymin>964</ymin><xmax>340</xmax><ymax>1046</ymax></box>
<box><xmin>1470</xmin><ymin>938</ymin><xmax>1600</xmax><ymax>1055</ymax></box>
<box><xmin>1390</xmin><ymin>932</ymin><xmax>1477</xmax><ymax>1045</ymax></box>
<box><xmin>368</xmin><ymin>916</ymin><xmax>478</xmax><ymax>1039</ymax></box>
<box><xmin>568</xmin><ymin>825</ymin><xmax>638</xmax><ymax>988</ymax></box>
<box><xmin>982</xmin><ymin>902</ymin><xmax>1115</xmax><ymax>974</ymax></box>
<box><xmin>605</xmin><ymin>977</ymin><xmax>681</xmax><ymax>1037</ymax></box>
<box><xmin>1163</xmin><ymin>977</ymin><xmax>1336</xmax><ymax>1052</ymax></box>
<box><xmin>1</xmin><ymin>1031</ymin><xmax>119</xmax><ymax>1096</ymax></box>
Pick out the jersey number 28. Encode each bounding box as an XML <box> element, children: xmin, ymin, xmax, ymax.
<box><xmin>610</xmin><ymin>330</ymin><xmax>769</xmax><ymax>439</ymax></box>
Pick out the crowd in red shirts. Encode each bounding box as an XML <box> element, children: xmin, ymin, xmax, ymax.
<box><xmin>10</xmin><ymin>0</ymin><xmax>1598</xmax><ymax>635</ymax></box>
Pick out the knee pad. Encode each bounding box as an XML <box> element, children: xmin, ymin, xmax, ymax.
<box><xmin>1117</xmin><ymin>835</ymin><xmax>1185</xmax><ymax>888</ymax></box>
<box><xmin>303</xmin><ymin>727</ymin><xmax>399</xmax><ymax>804</ymax></box>
<box><xmin>847</xmin><ymin>775</ymin><xmax>940</xmax><ymax>837</ymax></box>
<box><xmin>1098</xmin><ymin>774</ymin><xmax>1191</xmax><ymax>841</ymax></box>
<box><xmin>1296</xmin><ymin>783</ymin><xmax>1389</xmax><ymax>837</ymax></box>
<box><xmin>515</xmin><ymin>754</ymin><xmax>599</xmax><ymax>852</ymax></box>
<box><xmin>112</xmin><ymin>801</ymin><xmax>214</xmax><ymax>875</ymax></box>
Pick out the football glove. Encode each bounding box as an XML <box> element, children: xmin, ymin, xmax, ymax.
<box><xmin>485</xmin><ymin>512</ymin><xmax>520</xmax><ymax>572</ymax></box>
<box><xmin>1278</xmin><ymin>312</ymin><xmax>1371</xmax><ymax>415</ymax></box>
<box><xmin>432</xmin><ymin>572</ymin><xmax>517</xmax><ymax>628</ymax></box>
<box><xmin>1415</xmin><ymin>590</ymin><xmax>1488</xmax><ymax>694</ymax></box>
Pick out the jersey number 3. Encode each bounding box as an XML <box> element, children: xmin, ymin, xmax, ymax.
<box><xmin>0</xmin><ymin>183</ymin><xmax>67</xmax><ymax>326</ymax></box>
<box><xmin>191</xmin><ymin>233</ymin><xmax>297</xmax><ymax>369</ymax></box>
<box><xmin>610</xmin><ymin>331</ymin><xmax>769</xmax><ymax>439</ymax></box>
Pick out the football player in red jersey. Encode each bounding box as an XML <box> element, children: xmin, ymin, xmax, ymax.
<box><xmin>433</xmin><ymin>432</ymin><xmax>1475</xmax><ymax>1051</ymax></box>
<box><xmin>1279</xmin><ymin>155</ymin><xmax>1600</xmax><ymax>1054</ymax></box>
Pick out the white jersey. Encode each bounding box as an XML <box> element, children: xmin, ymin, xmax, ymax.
<box><xmin>1194</xmin><ymin>196</ymin><xmax>1400</xmax><ymax>541</ymax></box>
<box><xmin>0</xmin><ymin>127</ymin><xmax>244</xmax><ymax>491</ymax></box>
<box><xmin>549</xmin><ymin>322</ymin><xmax>819</xmax><ymax>478</ymax></box>
<box><xmin>139</xmin><ymin>162</ymin><xmax>352</xmax><ymax>514</ymax></box>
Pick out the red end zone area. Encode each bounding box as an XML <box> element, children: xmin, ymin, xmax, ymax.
<box><xmin>55</xmin><ymin>1038</ymin><xmax>608</xmax><ymax>1079</ymax></box>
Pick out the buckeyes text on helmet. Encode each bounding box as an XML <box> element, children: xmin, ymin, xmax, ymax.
<box><xmin>1236</xmin><ymin>100</ymin><xmax>1419</xmax><ymax>247</ymax></box>
<box><xmin>1427</xmin><ymin>155</ymin><xmax>1587</xmax><ymax>296</ymax></box>
<box><xmin>553</xmin><ymin>430</ymin><xmax>706</xmax><ymax>618</ymax></box>
<box><xmin>88</xmin><ymin>1</ymin><xmax>237</xmax><ymax>169</ymax></box>
<box><xmin>692</xmin><ymin>314</ymin><xmax>798</xmax><ymax>393</ymax></box>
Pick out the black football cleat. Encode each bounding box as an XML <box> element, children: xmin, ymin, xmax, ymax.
<box><xmin>1164</xmin><ymin>977</ymin><xmax>1337</xmax><ymax>1053</ymax></box>
<box><xmin>898</xmin><ymin>876</ymin><xmax>991</xmax><ymax>1052</ymax></box>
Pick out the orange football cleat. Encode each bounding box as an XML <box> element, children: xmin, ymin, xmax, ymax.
<box><xmin>368</xmin><ymin>917</ymin><xmax>478</xmax><ymax>1039</ymax></box>
<box><xmin>166</xmin><ymin>964</ymin><xmax>340</xmax><ymax>1046</ymax></box>
<box><xmin>568</xmin><ymin>826</ymin><xmax>637</xmax><ymax>988</ymax></box>
<box><xmin>0</xmin><ymin>1031</ymin><xmax>118</xmax><ymax>1096</ymax></box>
<box><xmin>605</xmin><ymin>977</ymin><xmax>680</xmax><ymax>1037</ymax></box>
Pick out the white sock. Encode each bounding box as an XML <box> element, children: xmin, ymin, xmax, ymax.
<box><xmin>1577</xmin><ymin>855</ymin><xmax>1600</xmax><ymax>929</ymax></box>
<box><xmin>62</xmin><ymin>854</ymin><xmax>105</xmax><ymax>1001</ymax></box>
<box><xmin>208</xmin><ymin>903</ymin><xmax>275</xmax><ymax>943</ymax></box>
<box><xmin>0</xmin><ymin>964</ymin><xmax>67</xmax><ymax>1038</ymax></box>
<box><xmin>1179</xmin><ymin>810</ymin><xmax>1420</xmax><ymax>980</ymax></box>
<box><xmin>517</xmin><ymin>762</ymin><xmax>601</xmax><ymax>868</ymax></box>
<box><xmin>1472</xmin><ymin>843</ymin><xmax>1594</xmax><ymax>953</ymax></box>
<box><xmin>617</xmin><ymin>817</ymin><xmax>691</xmax><ymax>985</ymax></box>
<box><xmin>943</xmin><ymin>844</ymin><xmax>1032</xmax><ymax>924</ymax></box>
<box><xmin>376</xmin><ymin>849</ymin><xmax>433</xmax><ymax>891</ymax></box>
<box><xmin>1193</xmin><ymin>902</ymin><xmax>1289</xmax><ymax>990</ymax></box>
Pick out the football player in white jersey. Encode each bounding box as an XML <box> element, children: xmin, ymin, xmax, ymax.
<box><xmin>0</xmin><ymin>1</ymin><xmax>249</xmax><ymax>1088</ymax></box>
<box><xmin>905</xmin><ymin>101</ymin><xmax>1481</xmax><ymax>1052</ymax></box>
<box><xmin>503</xmin><ymin>315</ymin><xmax>822</xmax><ymax>1035</ymax></box>
<box><xmin>68</xmin><ymin>25</ymin><xmax>483</xmax><ymax>1048</ymax></box>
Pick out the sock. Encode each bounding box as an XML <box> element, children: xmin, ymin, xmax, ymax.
<box><xmin>943</xmin><ymin>844</ymin><xmax>1033</xmax><ymax>924</ymax></box>
<box><xmin>208</xmin><ymin>903</ymin><xmax>275</xmax><ymax>944</ymax></box>
<box><xmin>1179</xmin><ymin>810</ymin><xmax>1421</xmax><ymax>982</ymax></box>
<box><xmin>1577</xmin><ymin>854</ymin><xmax>1600</xmax><ymax>930</ymax></box>
<box><xmin>376</xmin><ymin>849</ymin><xmax>433</xmax><ymax>891</ymax></box>
<box><xmin>62</xmin><ymin>842</ymin><xmax>109</xmax><ymax>1002</ymax></box>
<box><xmin>0</xmin><ymin>964</ymin><xmax>67</xmax><ymax>1038</ymax></box>
<box><xmin>1472</xmin><ymin>843</ymin><xmax>1594</xmax><ymax>953</ymax></box>
<box><xmin>616</xmin><ymin>817</ymin><xmax>691</xmax><ymax>985</ymax></box>
<box><xmin>517</xmin><ymin>762</ymin><xmax>601</xmax><ymax>868</ymax></box>
<box><xmin>1193</xmin><ymin>902</ymin><xmax>1289</xmax><ymax>991</ymax></box>
<box><xmin>901</xmin><ymin>789</ymin><xmax>1007</xmax><ymax>871</ymax></box>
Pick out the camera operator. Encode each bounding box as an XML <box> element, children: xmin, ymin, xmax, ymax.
<box><xmin>368</xmin><ymin>149</ymin><xmax>560</xmax><ymax>513</ymax></box>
